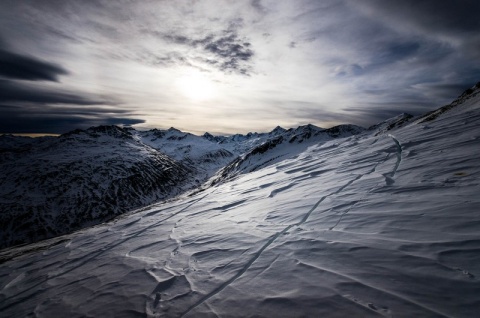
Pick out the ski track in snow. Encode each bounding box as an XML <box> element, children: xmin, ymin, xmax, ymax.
<box><xmin>388</xmin><ymin>134</ymin><xmax>403</xmax><ymax>178</ymax></box>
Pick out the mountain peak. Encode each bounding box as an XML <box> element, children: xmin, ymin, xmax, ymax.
<box><xmin>294</xmin><ymin>123</ymin><xmax>323</xmax><ymax>132</ymax></box>
<box><xmin>271</xmin><ymin>125</ymin><xmax>286</xmax><ymax>134</ymax></box>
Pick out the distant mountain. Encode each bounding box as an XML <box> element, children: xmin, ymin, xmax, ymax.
<box><xmin>202</xmin><ymin>125</ymin><xmax>288</xmax><ymax>154</ymax></box>
<box><xmin>135</xmin><ymin>127</ymin><xmax>235</xmax><ymax>180</ymax></box>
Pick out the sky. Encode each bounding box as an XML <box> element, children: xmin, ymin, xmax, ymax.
<box><xmin>0</xmin><ymin>0</ymin><xmax>479</xmax><ymax>135</ymax></box>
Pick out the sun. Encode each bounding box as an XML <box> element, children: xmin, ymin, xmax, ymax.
<box><xmin>176</xmin><ymin>72</ymin><xmax>216</xmax><ymax>101</ymax></box>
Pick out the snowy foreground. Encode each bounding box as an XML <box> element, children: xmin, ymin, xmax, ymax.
<box><xmin>1</xmin><ymin>97</ymin><xmax>480</xmax><ymax>317</ymax></box>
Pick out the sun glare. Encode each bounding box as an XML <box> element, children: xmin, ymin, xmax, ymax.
<box><xmin>176</xmin><ymin>72</ymin><xmax>216</xmax><ymax>101</ymax></box>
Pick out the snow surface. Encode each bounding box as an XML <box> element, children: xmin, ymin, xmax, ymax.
<box><xmin>1</xmin><ymin>85</ymin><xmax>480</xmax><ymax>317</ymax></box>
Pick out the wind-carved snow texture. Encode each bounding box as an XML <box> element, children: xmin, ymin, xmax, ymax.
<box><xmin>329</xmin><ymin>135</ymin><xmax>402</xmax><ymax>231</ymax></box>
<box><xmin>1</xmin><ymin>83</ymin><xmax>480</xmax><ymax>317</ymax></box>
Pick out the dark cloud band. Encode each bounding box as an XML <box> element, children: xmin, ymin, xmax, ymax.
<box><xmin>0</xmin><ymin>103</ymin><xmax>144</xmax><ymax>134</ymax></box>
<box><xmin>0</xmin><ymin>49</ymin><xmax>68</xmax><ymax>82</ymax></box>
<box><xmin>0</xmin><ymin>80</ymin><xmax>108</xmax><ymax>105</ymax></box>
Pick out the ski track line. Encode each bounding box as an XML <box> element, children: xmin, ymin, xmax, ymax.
<box><xmin>0</xmin><ymin>190</ymin><xmax>215</xmax><ymax>311</ymax></box>
<box><xmin>388</xmin><ymin>134</ymin><xmax>402</xmax><ymax>177</ymax></box>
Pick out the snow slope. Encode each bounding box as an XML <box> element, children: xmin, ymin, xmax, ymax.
<box><xmin>1</xmin><ymin>84</ymin><xmax>479</xmax><ymax>317</ymax></box>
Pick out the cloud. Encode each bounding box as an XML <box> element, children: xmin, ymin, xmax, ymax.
<box><xmin>274</xmin><ymin>100</ymin><xmax>349</xmax><ymax>123</ymax></box>
<box><xmin>342</xmin><ymin>100</ymin><xmax>436</xmax><ymax>127</ymax></box>
<box><xmin>374</xmin><ymin>42</ymin><xmax>420</xmax><ymax>65</ymax></box>
<box><xmin>0</xmin><ymin>78</ymin><xmax>140</xmax><ymax>134</ymax></box>
<box><xmin>163</xmin><ymin>30</ymin><xmax>254</xmax><ymax>75</ymax></box>
<box><xmin>0</xmin><ymin>80</ymin><xmax>110</xmax><ymax>105</ymax></box>
<box><xmin>335</xmin><ymin>64</ymin><xmax>364</xmax><ymax>77</ymax></box>
<box><xmin>357</xmin><ymin>0</ymin><xmax>480</xmax><ymax>35</ymax></box>
<box><xmin>250</xmin><ymin>0</ymin><xmax>267</xmax><ymax>14</ymax></box>
<box><xmin>0</xmin><ymin>49</ymin><xmax>68</xmax><ymax>81</ymax></box>
<box><xmin>0</xmin><ymin>30</ymin><xmax>144</xmax><ymax>133</ymax></box>
<box><xmin>0</xmin><ymin>103</ymin><xmax>144</xmax><ymax>134</ymax></box>
<box><xmin>411</xmin><ymin>82</ymin><xmax>476</xmax><ymax>100</ymax></box>
<box><xmin>353</xmin><ymin>0</ymin><xmax>480</xmax><ymax>60</ymax></box>
<box><xmin>203</xmin><ymin>33</ymin><xmax>254</xmax><ymax>73</ymax></box>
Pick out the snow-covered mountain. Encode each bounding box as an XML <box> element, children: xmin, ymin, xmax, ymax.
<box><xmin>135</xmin><ymin>127</ymin><xmax>235</xmax><ymax>180</ymax></box>
<box><xmin>0</xmin><ymin>126</ymin><xmax>197</xmax><ymax>248</ymax></box>
<box><xmin>1</xmin><ymin>82</ymin><xmax>480</xmax><ymax>317</ymax></box>
<box><xmin>203</xmin><ymin>125</ymin><xmax>288</xmax><ymax>154</ymax></box>
<box><xmin>211</xmin><ymin>124</ymin><xmax>364</xmax><ymax>184</ymax></box>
